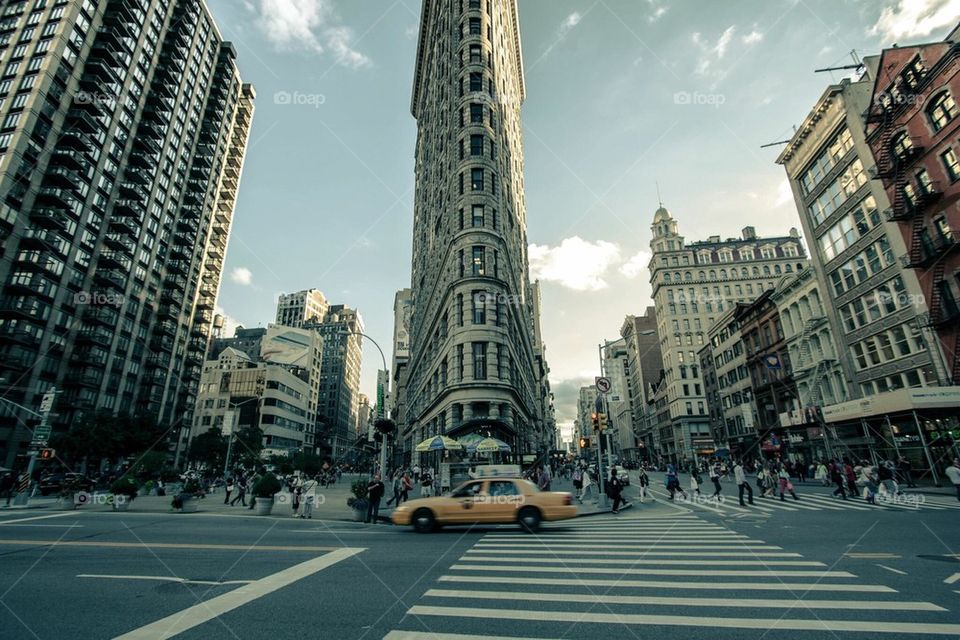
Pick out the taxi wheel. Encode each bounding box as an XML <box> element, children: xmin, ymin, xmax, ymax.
<box><xmin>412</xmin><ymin>508</ymin><xmax>436</xmax><ymax>533</ymax></box>
<box><xmin>518</xmin><ymin>506</ymin><xmax>542</xmax><ymax>533</ymax></box>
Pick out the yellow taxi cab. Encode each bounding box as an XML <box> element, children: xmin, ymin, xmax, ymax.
<box><xmin>391</xmin><ymin>475</ymin><xmax>577</xmax><ymax>533</ymax></box>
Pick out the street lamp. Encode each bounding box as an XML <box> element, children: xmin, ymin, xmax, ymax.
<box><xmin>338</xmin><ymin>329</ymin><xmax>391</xmax><ymax>474</ymax></box>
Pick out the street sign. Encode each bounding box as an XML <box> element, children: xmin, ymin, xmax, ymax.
<box><xmin>39</xmin><ymin>390</ymin><xmax>56</xmax><ymax>413</ymax></box>
<box><xmin>595</xmin><ymin>376</ymin><xmax>612</xmax><ymax>394</ymax></box>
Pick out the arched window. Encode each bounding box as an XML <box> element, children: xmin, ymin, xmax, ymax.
<box><xmin>785</xmin><ymin>263</ymin><xmax>793</xmax><ymax>272</ymax></box>
<box><xmin>763</xmin><ymin>265</ymin><xmax>771</xmax><ymax>276</ymax></box>
<box><xmin>719</xmin><ymin>269</ymin><xmax>727</xmax><ymax>279</ymax></box>
<box><xmin>698</xmin><ymin>271</ymin><xmax>705</xmax><ymax>280</ymax></box>
<box><xmin>928</xmin><ymin>91</ymin><xmax>957</xmax><ymax>132</ymax></box>
<box><xmin>709</xmin><ymin>270</ymin><xmax>716</xmax><ymax>279</ymax></box>
<box><xmin>684</xmin><ymin>272</ymin><xmax>692</xmax><ymax>281</ymax></box>
<box><xmin>752</xmin><ymin>266</ymin><xmax>759</xmax><ymax>276</ymax></box>
<box><xmin>741</xmin><ymin>267</ymin><xmax>749</xmax><ymax>278</ymax></box>
<box><xmin>774</xmin><ymin>265</ymin><xmax>782</xmax><ymax>275</ymax></box>
<box><xmin>664</xmin><ymin>272</ymin><xmax>671</xmax><ymax>283</ymax></box>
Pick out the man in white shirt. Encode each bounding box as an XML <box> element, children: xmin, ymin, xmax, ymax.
<box><xmin>945</xmin><ymin>458</ymin><xmax>960</xmax><ymax>502</ymax></box>
<box><xmin>734</xmin><ymin>460</ymin><xmax>754</xmax><ymax>506</ymax></box>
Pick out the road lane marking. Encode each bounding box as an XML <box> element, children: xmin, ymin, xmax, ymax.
<box><xmin>0</xmin><ymin>513</ymin><xmax>78</xmax><ymax>525</ymax></box>
<box><xmin>78</xmin><ymin>574</ymin><xmax>254</xmax><ymax>586</ymax></box>
<box><xmin>407</xmin><ymin>605</ymin><xmax>960</xmax><ymax>635</ymax></box>
<box><xmin>438</xmin><ymin>575</ymin><xmax>895</xmax><ymax>592</ymax></box>
<box><xmin>0</xmin><ymin>540</ymin><xmax>340</xmax><ymax>552</ymax></box>
<box><xmin>945</xmin><ymin>572</ymin><xmax>960</xmax><ymax>584</ymax></box>
<box><xmin>449</xmin><ymin>564</ymin><xmax>855</xmax><ymax>578</ymax></box>
<box><xmin>876</xmin><ymin>564</ymin><xmax>907</xmax><ymax>575</ymax></box>
<box><xmin>844</xmin><ymin>553</ymin><xmax>901</xmax><ymax>559</ymax></box>
<box><xmin>422</xmin><ymin>589</ymin><xmax>945</xmax><ymax>611</ymax></box>
<box><xmin>465</xmin><ymin>549</ymin><xmax>802</xmax><ymax>557</ymax></box>
<box><xmin>474</xmin><ymin>543</ymin><xmax>783</xmax><ymax>550</ymax></box>
<box><xmin>113</xmin><ymin>547</ymin><xmax>363</xmax><ymax>640</ymax></box>
<box><xmin>385</xmin><ymin>633</ymin><xmax>537</xmax><ymax>640</ymax></box>
<box><xmin>458</xmin><ymin>556</ymin><xmax>825</xmax><ymax>566</ymax></box>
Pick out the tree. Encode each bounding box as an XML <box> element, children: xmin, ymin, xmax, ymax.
<box><xmin>292</xmin><ymin>451</ymin><xmax>323</xmax><ymax>476</ymax></box>
<box><xmin>187</xmin><ymin>428</ymin><xmax>227</xmax><ymax>471</ymax></box>
<box><xmin>233</xmin><ymin>424</ymin><xmax>264</xmax><ymax>468</ymax></box>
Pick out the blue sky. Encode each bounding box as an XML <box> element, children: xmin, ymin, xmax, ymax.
<box><xmin>205</xmin><ymin>0</ymin><xmax>960</xmax><ymax>428</ymax></box>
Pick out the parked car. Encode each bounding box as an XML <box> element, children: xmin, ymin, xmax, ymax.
<box><xmin>39</xmin><ymin>473</ymin><xmax>92</xmax><ymax>496</ymax></box>
<box><xmin>392</xmin><ymin>476</ymin><xmax>577</xmax><ymax>533</ymax></box>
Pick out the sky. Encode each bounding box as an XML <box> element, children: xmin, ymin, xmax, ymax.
<box><xmin>204</xmin><ymin>0</ymin><xmax>960</xmax><ymax>431</ymax></box>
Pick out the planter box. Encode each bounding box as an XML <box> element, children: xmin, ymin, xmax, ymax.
<box><xmin>113</xmin><ymin>498</ymin><xmax>130</xmax><ymax>512</ymax></box>
<box><xmin>56</xmin><ymin>497</ymin><xmax>76</xmax><ymax>510</ymax></box>
<box><xmin>352</xmin><ymin>507</ymin><xmax>366</xmax><ymax>522</ymax></box>
<box><xmin>255</xmin><ymin>497</ymin><xmax>274</xmax><ymax>516</ymax></box>
<box><xmin>180</xmin><ymin>498</ymin><xmax>199</xmax><ymax>513</ymax></box>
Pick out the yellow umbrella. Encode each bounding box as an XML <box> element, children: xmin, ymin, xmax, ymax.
<box><xmin>415</xmin><ymin>435</ymin><xmax>463</xmax><ymax>452</ymax></box>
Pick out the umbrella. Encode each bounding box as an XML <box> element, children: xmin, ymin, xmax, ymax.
<box><xmin>472</xmin><ymin>437</ymin><xmax>511</xmax><ymax>453</ymax></box>
<box><xmin>415</xmin><ymin>435</ymin><xmax>463</xmax><ymax>452</ymax></box>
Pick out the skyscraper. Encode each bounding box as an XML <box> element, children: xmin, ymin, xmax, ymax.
<box><xmin>407</xmin><ymin>0</ymin><xmax>548</xmax><ymax>458</ymax></box>
<box><xmin>276</xmin><ymin>289</ymin><xmax>329</xmax><ymax>328</ymax></box>
<box><xmin>0</xmin><ymin>0</ymin><xmax>254</xmax><ymax>466</ymax></box>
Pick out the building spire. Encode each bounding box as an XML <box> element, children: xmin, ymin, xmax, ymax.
<box><xmin>656</xmin><ymin>181</ymin><xmax>663</xmax><ymax>208</ymax></box>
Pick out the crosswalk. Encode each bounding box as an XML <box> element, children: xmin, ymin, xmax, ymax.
<box><xmin>644</xmin><ymin>485</ymin><xmax>960</xmax><ymax>516</ymax></box>
<box><xmin>384</xmin><ymin>513</ymin><xmax>960</xmax><ymax>639</ymax></box>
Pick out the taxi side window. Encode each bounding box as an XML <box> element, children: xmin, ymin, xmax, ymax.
<box><xmin>489</xmin><ymin>481</ymin><xmax>518</xmax><ymax>496</ymax></box>
<box><xmin>452</xmin><ymin>482</ymin><xmax>482</xmax><ymax>498</ymax></box>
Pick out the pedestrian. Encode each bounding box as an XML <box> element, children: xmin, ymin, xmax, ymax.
<box><xmin>0</xmin><ymin>472</ymin><xmax>13</xmax><ymax>507</ymax></box>
<box><xmin>857</xmin><ymin>460</ymin><xmax>878</xmax><ymax>504</ymax></box>
<box><xmin>401</xmin><ymin>472</ymin><xmax>413</xmax><ymax>503</ymax></box>
<box><xmin>572</xmin><ymin>466</ymin><xmax>583</xmax><ymax>498</ymax></box>
<box><xmin>246</xmin><ymin>473</ymin><xmax>259</xmax><ymax>510</ymax></box>
<box><xmin>843</xmin><ymin>459</ymin><xmax>857</xmax><ymax>496</ymax></box>
<box><xmin>897</xmin><ymin>456</ymin><xmax>916</xmax><ymax>488</ymax></box>
<box><xmin>432</xmin><ymin>472</ymin><xmax>441</xmax><ymax>496</ymax></box>
<box><xmin>386</xmin><ymin>471</ymin><xmax>403</xmax><ymax>507</ymax></box>
<box><xmin>608</xmin><ymin>469</ymin><xmax>624</xmax><ymax>514</ymax></box>
<box><xmin>665</xmin><ymin>464</ymin><xmax>687</xmax><ymax>501</ymax></box>
<box><xmin>689</xmin><ymin>467</ymin><xmax>702</xmax><ymax>496</ymax></box>
<box><xmin>224</xmin><ymin>478</ymin><xmax>234</xmax><ymax>505</ymax></box>
<box><xmin>709</xmin><ymin>462</ymin><xmax>722</xmax><ymax>498</ymax></box>
<box><xmin>815</xmin><ymin>461</ymin><xmax>828</xmax><ymax>486</ymax></box>
<box><xmin>636</xmin><ymin>466</ymin><xmax>650</xmax><ymax>503</ymax></box>
<box><xmin>413</xmin><ymin>465</ymin><xmax>421</xmax><ymax>483</ymax></box>
<box><xmin>877</xmin><ymin>460</ymin><xmax>899</xmax><ymax>497</ymax></box>
<box><xmin>777</xmin><ymin>464</ymin><xmax>799</xmax><ymax>501</ymax></box>
<box><xmin>537</xmin><ymin>465</ymin><xmax>551</xmax><ymax>491</ymax></box>
<box><xmin>945</xmin><ymin>458</ymin><xmax>960</xmax><ymax>502</ymax></box>
<box><xmin>760</xmin><ymin>466</ymin><xmax>776</xmax><ymax>498</ymax></box>
<box><xmin>579</xmin><ymin>467</ymin><xmax>596</xmax><ymax>502</ymax></box>
<box><xmin>830</xmin><ymin>462</ymin><xmax>847</xmax><ymax>500</ymax></box>
<box><xmin>300</xmin><ymin>476</ymin><xmax>317</xmax><ymax>518</ymax></box>
<box><xmin>795</xmin><ymin>460</ymin><xmax>807</xmax><ymax>483</ymax></box>
<box><xmin>366</xmin><ymin>473</ymin><xmax>385</xmax><ymax>524</ymax></box>
<box><xmin>230</xmin><ymin>475</ymin><xmax>247</xmax><ymax>506</ymax></box>
<box><xmin>734</xmin><ymin>459</ymin><xmax>754</xmax><ymax>506</ymax></box>
<box><xmin>291</xmin><ymin>485</ymin><xmax>301</xmax><ymax>517</ymax></box>
<box><xmin>420</xmin><ymin>469</ymin><xmax>433</xmax><ymax>497</ymax></box>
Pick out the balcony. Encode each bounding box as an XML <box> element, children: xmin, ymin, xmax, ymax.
<box><xmin>145</xmin><ymin>353</ymin><xmax>171</xmax><ymax>370</ymax></box>
<box><xmin>99</xmin><ymin>250</ymin><xmax>132</xmax><ymax>270</ymax></box>
<box><xmin>166</xmin><ymin>260</ymin><xmax>189</xmax><ymax>275</ymax></box>
<box><xmin>113</xmin><ymin>198</ymin><xmax>145</xmax><ymax>217</ymax></box>
<box><xmin>128</xmin><ymin>149</ymin><xmax>157</xmax><ymax>168</ymax></box>
<box><xmin>29</xmin><ymin>207</ymin><xmax>70</xmax><ymax>230</ymax></box>
<box><xmin>137</xmin><ymin>120</ymin><xmax>166</xmax><ymax>140</ymax></box>
<box><xmin>910</xmin><ymin>182</ymin><xmax>943</xmax><ymax>215</ymax></box>
<box><xmin>165</xmin><ymin>275</ymin><xmax>188</xmax><ymax>292</ymax></box>
<box><xmin>44</xmin><ymin>166</ymin><xmax>86</xmax><ymax>190</ymax></box>
<box><xmin>37</xmin><ymin>187</ymin><xmax>77</xmax><ymax>210</ymax></box>
<box><xmin>51</xmin><ymin>148</ymin><xmax>90</xmax><ymax>170</ymax></box>
<box><xmin>77</xmin><ymin>325</ymin><xmax>113</xmax><ymax>347</ymax></box>
<box><xmin>64</xmin><ymin>367</ymin><xmax>104</xmax><ymax>388</ymax></box>
<box><xmin>161</xmin><ymin>288</ymin><xmax>185</xmax><ymax>306</ymax></box>
<box><xmin>156</xmin><ymin>303</ymin><xmax>178</xmax><ymax>320</ymax></box>
<box><xmin>58</xmin><ymin>128</ymin><xmax>93</xmax><ymax>150</ymax></box>
<box><xmin>150</xmin><ymin>334</ymin><xmax>175</xmax><ymax>353</ymax></box>
<box><xmin>71</xmin><ymin>347</ymin><xmax>108</xmax><ymax>367</ymax></box>
<box><xmin>93</xmin><ymin>268</ymin><xmax>126</xmax><ymax>291</ymax></box>
<box><xmin>119</xmin><ymin>181</ymin><xmax>149</xmax><ymax>202</ymax></box>
<box><xmin>83</xmin><ymin>306</ymin><xmax>116</xmax><ymax>327</ymax></box>
<box><xmin>154</xmin><ymin>320</ymin><xmax>177</xmax><ymax>337</ymax></box>
<box><xmin>0</xmin><ymin>296</ymin><xmax>46</xmax><ymax>320</ymax></box>
<box><xmin>109</xmin><ymin>216</ymin><xmax>140</xmax><ymax>237</ymax></box>
<box><xmin>910</xmin><ymin>230</ymin><xmax>960</xmax><ymax>269</ymax></box>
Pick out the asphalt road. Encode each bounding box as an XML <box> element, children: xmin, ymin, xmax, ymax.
<box><xmin>1</xmin><ymin>474</ymin><xmax>958</xmax><ymax>640</ymax></box>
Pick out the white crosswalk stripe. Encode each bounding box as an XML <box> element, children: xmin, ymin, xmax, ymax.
<box><xmin>384</xmin><ymin>512</ymin><xmax>958</xmax><ymax>639</ymax></box>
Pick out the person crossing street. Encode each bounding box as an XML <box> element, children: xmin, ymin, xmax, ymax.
<box><xmin>734</xmin><ymin>459</ymin><xmax>754</xmax><ymax>506</ymax></box>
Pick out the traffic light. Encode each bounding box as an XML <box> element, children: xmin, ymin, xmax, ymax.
<box><xmin>38</xmin><ymin>448</ymin><xmax>55</xmax><ymax>460</ymax></box>
<box><xmin>591</xmin><ymin>413</ymin><xmax>599</xmax><ymax>431</ymax></box>
<box><xmin>598</xmin><ymin>413</ymin><xmax>608</xmax><ymax>432</ymax></box>
<box><xmin>579</xmin><ymin>436</ymin><xmax>591</xmax><ymax>449</ymax></box>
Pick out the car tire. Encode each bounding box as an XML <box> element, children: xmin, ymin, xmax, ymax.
<box><xmin>412</xmin><ymin>508</ymin><xmax>436</xmax><ymax>533</ymax></box>
<box><xmin>518</xmin><ymin>506</ymin><xmax>542</xmax><ymax>533</ymax></box>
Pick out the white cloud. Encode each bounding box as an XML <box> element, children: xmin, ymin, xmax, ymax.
<box><xmin>741</xmin><ymin>29</ymin><xmax>764</xmax><ymax>44</ymax></box>
<box><xmin>619</xmin><ymin>250</ymin><xmax>653</xmax><ymax>279</ymax></box>
<box><xmin>540</xmin><ymin>11</ymin><xmax>584</xmax><ymax>59</ymax></box>
<box><xmin>692</xmin><ymin>26</ymin><xmax>736</xmax><ymax>75</ymax></box>
<box><xmin>529</xmin><ymin>237</ymin><xmax>621</xmax><ymax>291</ymax></box>
<box><xmin>230</xmin><ymin>267</ymin><xmax>254</xmax><ymax>286</ymax></box>
<box><xmin>870</xmin><ymin>0</ymin><xmax>960</xmax><ymax>41</ymax></box>
<box><xmin>251</xmin><ymin>0</ymin><xmax>370</xmax><ymax>67</ymax></box>
<box><xmin>215</xmin><ymin>306</ymin><xmax>244</xmax><ymax>338</ymax></box>
<box><xmin>649</xmin><ymin>5</ymin><xmax>668</xmax><ymax>23</ymax></box>
<box><xmin>774</xmin><ymin>179</ymin><xmax>795</xmax><ymax>208</ymax></box>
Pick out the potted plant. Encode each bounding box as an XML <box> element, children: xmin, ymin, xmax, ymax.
<box><xmin>252</xmin><ymin>473</ymin><xmax>281</xmax><ymax>515</ymax></box>
<box><xmin>138</xmin><ymin>479</ymin><xmax>156</xmax><ymax>497</ymax></box>
<box><xmin>347</xmin><ymin>480</ymin><xmax>368</xmax><ymax>522</ymax></box>
<box><xmin>172</xmin><ymin>478</ymin><xmax>202</xmax><ymax>513</ymax></box>
<box><xmin>110</xmin><ymin>476</ymin><xmax>139</xmax><ymax>511</ymax></box>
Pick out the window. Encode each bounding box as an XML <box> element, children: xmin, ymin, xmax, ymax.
<box><xmin>472</xmin><ymin>204</ymin><xmax>484</xmax><ymax>227</ymax></box>
<box><xmin>471</xmin><ymin>167</ymin><xmax>484</xmax><ymax>190</ymax></box>
<box><xmin>942</xmin><ymin>148</ymin><xmax>960</xmax><ymax>182</ymax></box>
<box><xmin>469</xmin><ymin>72</ymin><xmax>482</xmax><ymax>92</ymax></box>
<box><xmin>928</xmin><ymin>92</ymin><xmax>957</xmax><ymax>132</ymax></box>
<box><xmin>470</xmin><ymin>103</ymin><xmax>483</xmax><ymax>123</ymax></box>
<box><xmin>468</xmin><ymin>17</ymin><xmax>481</xmax><ymax>35</ymax></box>
<box><xmin>473</xmin><ymin>342</ymin><xmax>487</xmax><ymax>380</ymax></box>
<box><xmin>472</xmin><ymin>291</ymin><xmax>485</xmax><ymax>324</ymax></box>
<box><xmin>470</xmin><ymin>134</ymin><xmax>483</xmax><ymax>156</ymax></box>
<box><xmin>469</xmin><ymin>44</ymin><xmax>482</xmax><ymax>64</ymax></box>
<box><xmin>472</xmin><ymin>246</ymin><xmax>486</xmax><ymax>275</ymax></box>
<box><xmin>891</xmin><ymin>131</ymin><xmax>914</xmax><ymax>160</ymax></box>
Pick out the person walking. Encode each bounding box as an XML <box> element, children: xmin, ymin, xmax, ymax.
<box><xmin>945</xmin><ymin>458</ymin><xmax>960</xmax><ymax>502</ymax></box>
<box><xmin>795</xmin><ymin>460</ymin><xmax>807</xmax><ymax>483</ymax></box>
<box><xmin>420</xmin><ymin>469</ymin><xmax>433</xmax><ymax>497</ymax></box>
<box><xmin>413</xmin><ymin>465</ymin><xmax>421</xmax><ymax>484</ymax></box>
<box><xmin>608</xmin><ymin>469</ymin><xmax>625</xmax><ymax>514</ymax></box>
<box><xmin>572</xmin><ymin>466</ymin><xmax>583</xmax><ymax>498</ymax></box>
<box><xmin>897</xmin><ymin>456</ymin><xmax>916</xmax><ymax>488</ymax></box>
<box><xmin>300</xmin><ymin>476</ymin><xmax>317</xmax><ymax>518</ymax></box>
<box><xmin>223</xmin><ymin>478</ymin><xmax>234</xmax><ymax>505</ymax></box>
<box><xmin>689</xmin><ymin>467</ymin><xmax>702</xmax><ymax>496</ymax></box>
<box><xmin>579</xmin><ymin>467</ymin><xmax>597</xmax><ymax>503</ymax></box>
<box><xmin>857</xmin><ymin>460</ymin><xmax>878</xmax><ymax>504</ymax></box>
<box><xmin>401</xmin><ymin>472</ymin><xmax>413</xmax><ymax>503</ymax></box>
<box><xmin>815</xmin><ymin>461</ymin><xmax>828</xmax><ymax>486</ymax></box>
<box><xmin>366</xmin><ymin>473</ymin><xmax>385</xmax><ymax>524</ymax></box>
<box><xmin>665</xmin><ymin>464</ymin><xmax>687</xmax><ymax>501</ymax></box>
<box><xmin>734</xmin><ymin>459</ymin><xmax>754</xmax><ymax>506</ymax></box>
<box><xmin>537</xmin><ymin>466</ymin><xmax>551</xmax><ymax>491</ymax></box>
<box><xmin>230</xmin><ymin>475</ymin><xmax>247</xmax><ymax>507</ymax></box>
<box><xmin>830</xmin><ymin>462</ymin><xmax>847</xmax><ymax>500</ymax></box>
<box><xmin>386</xmin><ymin>471</ymin><xmax>403</xmax><ymax>507</ymax></box>
<box><xmin>636</xmin><ymin>466</ymin><xmax>650</xmax><ymax>503</ymax></box>
<box><xmin>291</xmin><ymin>484</ymin><xmax>302</xmax><ymax>518</ymax></box>
<box><xmin>877</xmin><ymin>460</ymin><xmax>899</xmax><ymax>497</ymax></box>
<box><xmin>777</xmin><ymin>464</ymin><xmax>799</xmax><ymax>501</ymax></box>
<box><xmin>709</xmin><ymin>462</ymin><xmax>722</xmax><ymax>499</ymax></box>
<box><xmin>1</xmin><ymin>472</ymin><xmax>14</xmax><ymax>508</ymax></box>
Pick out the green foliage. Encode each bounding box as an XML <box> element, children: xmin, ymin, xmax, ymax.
<box><xmin>131</xmin><ymin>451</ymin><xmax>169</xmax><ymax>478</ymax></box>
<box><xmin>187</xmin><ymin>428</ymin><xmax>227</xmax><ymax>470</ymax></box>
<box><xmin>292</xmin><ymin>451</ymin><xmax>323</xmax><ymax>476</ymax></box>
<box><xmin>234</xmin><ymin>424</ymin><xmax>265</xmax><ymax>467</ymax></box>
<box><xmin>51</xmin><ymin>411</ymin><xmax>169</xmax><ymax>466</ymax></box>
<box><xmin>252</xmin><ymin>473</ymin><xmax>281</xmax><ymax>498</ymax></box>
<box><xmin>267</xmin><ymin>454</ymin><xmax>294</xmax><ymax>475</ymax></box>
<box><xmin>347</xmin><ymin>479</ymin><xmax>368</xmax><ymax>509</ymax></box>
<box><xmin>110</xmin><ymin>475</ymin><xmax>139</xmax><ymax>499</ymax></box>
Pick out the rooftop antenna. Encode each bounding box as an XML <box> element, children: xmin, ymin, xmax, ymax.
<box><xmin>656</xmin><ymin>181</ymin><xmax>663</xmax><ymax>208</ymax></box>
<box><xmin>760</xmin><ymin>125</ymin><xmax>798</xmax><ymax>149</ymax></box>
<box><xmin>814</xmin><ymin>49</ymin><xmax>864</xmax><ymax>73</ymax></box>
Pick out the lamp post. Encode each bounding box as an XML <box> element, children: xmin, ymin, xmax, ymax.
<box><xmin>340</xmin><ymin>330</ymin><xmax>391</xmax><ymax>475</ymax></box>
